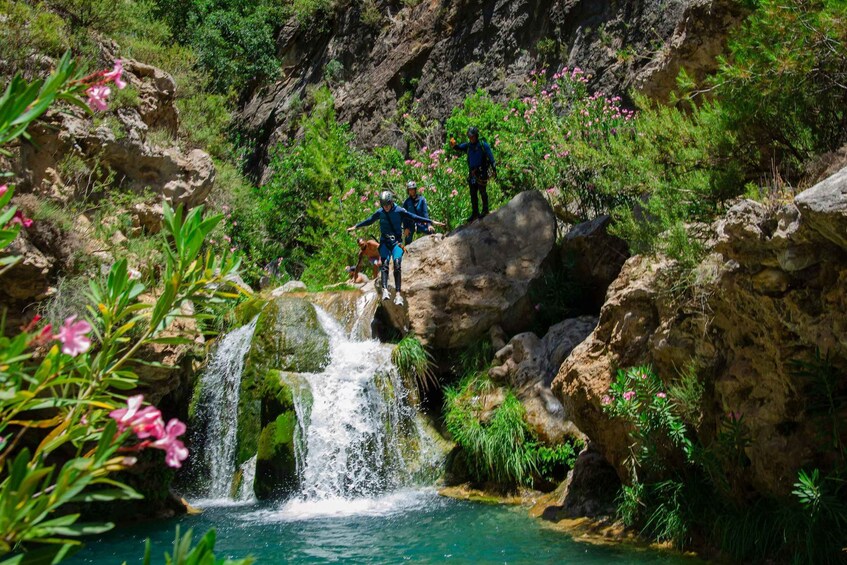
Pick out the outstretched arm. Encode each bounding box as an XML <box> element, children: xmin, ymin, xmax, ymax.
<box><xmin>401</xmin><ymin>209</ymin><xmax>445</xmax><ymax>227</ymax></box>
<box><xmin>347</xmin><ymin>210</ymin><xmax>380</xmax><ymax>231</ymax></box>
<box><xmin>451</xmin><ymin>141</ymin><xmax>469</xmax><ymax>154</ymax></box>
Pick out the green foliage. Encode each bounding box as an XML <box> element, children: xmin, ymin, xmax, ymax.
<box><xmin>604</xmin><ymin>366</ymin><xmax>694</xmax><ymax>477</ymax></box>
<box><xmin>144</xmin><ymin>526</ymin><xmax>253</xmax><ymax>565</ymax></box>
<box><xmin>392</xmin><ymin>335</ymin><xmax>437</xmax><ymax>392</ymax></box>
<box><xmin>0</xmin><ymin>1</ymin><xmax>70</xmax><ymax>76</ymax></box>
<box><xmin>151</xmin><ymin>0</ymin><xmax>287</xmax><ymax>94</ymax></box>
<box><xmin>456</xmin><ymin>339</ymin><xmax>494</xmax><ymax>379</ymax></box>
<box><xmin>708</xmin><ymin>0</ymin><xmax>847</xmax><ymax>177</ymax></box>
<box><xmin>444</xmin><ymin>375</ymin><xmax>578</xmax><ymax>487</ymax></box>
<box><xmin>604</xmin><ymin>364</ymin><xmax>847</xmax><ymax>558</ymax></box>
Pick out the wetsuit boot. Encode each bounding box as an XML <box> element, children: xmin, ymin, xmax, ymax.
<box><xmin>380</xmin><ymin>264</ymin><xmax>391</xmax><ymax>301</ymax></box>
<box><xmin>393</xmin><ymin>263</ymin><xmax>404</xmax><ymax>306</ymax></box>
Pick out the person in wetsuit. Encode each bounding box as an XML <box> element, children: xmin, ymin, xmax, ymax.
<box><xmin>450</xmin><ymin>126</ymin><xmax>496</xmax><ymax>223</ymax></box>
<box><xmin>347</xmin><ymin>190</ymin><xmax>444</xmax><ymax>306</ymax></box>
<box><xmin>402</xmin><ymin>180</ymin><xmax>435</xmax><ymax>245</ymax></box>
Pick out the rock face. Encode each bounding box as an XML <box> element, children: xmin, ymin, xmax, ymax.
<box><xmin>553</xmin><ymin>166</ymin><xmax>847</xmax><ymax>497</ymax></box>
<box><xmin>238</xmin><ymin>295</ymin><xmax>329</xmax><ymax>499</ymax></box>
<box><xmin>490</xmin><ymin>316</ymin><xmax>597</xmax><ymax>444</ymax></box>
<box><xmin>240</xmin><ymin>0</ymin><xmax>743</xmax><ymax>177</ymax></box>
<box><xmin>559</xmin><ymin>215</ymin><xmax>629</xmax><ymax>311</ymax></box>
<box><xmin>16</xmin><ymin>59</ymin><xmax>214</xmax><ymax>211</ymax></box>
<box><xmin>395</xmin><ymin>190</ymin><xmax>555</xmax><ymax>348</ymax></box>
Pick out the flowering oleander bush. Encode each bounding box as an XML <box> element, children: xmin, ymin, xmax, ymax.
<box><xmin>0</xmin><ymin>55</ymin><xmax>245</xmax><ymax>564</ymax></box>
<box><xmin>603</xmin><ymin>366</ymin><xmax>694</xmax><ymax>477</ymax></box>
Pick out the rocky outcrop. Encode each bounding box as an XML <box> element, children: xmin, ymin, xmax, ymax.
<box><xmin>552</xmin><ymin>165</ymin><xmax>847</xmax><ymax>497</ymax></box>
<box><xmin>16</xmin><ymin>59</ymin><xmax>214</xmax><ymax>211</ymax></box>
<box><xmin>240</xmin><ymin>0</ymin><xmax>743</xmax><ymax>176</ymax></box>
<box><xmin>392</xmin><ymin>190</ymin><xmax>555</xmax><ymax>348</ymax></box>
<box><xmin>490</xmin><ymin>316</ymin><xmax>596</xmax><ymax>444</ymax></box>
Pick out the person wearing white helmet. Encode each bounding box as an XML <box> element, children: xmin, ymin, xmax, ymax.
<box><xmin>402</xmin><ymin>180</ymin><xmax>435</xmax><ymax>245</ymax></box>
<box><xmin>347</xmin><ymin>190</ymin><xmax>445</xmax><ymax>306</ymax></box>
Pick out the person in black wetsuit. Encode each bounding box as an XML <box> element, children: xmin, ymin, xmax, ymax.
<box><xmin>401</xmin><ymin>180</ymin><xmax>435</xmax><ymax>245</ymax></box>
<box><xmin>347</xmin><ymin>190</ymin><xmax>444</xmax><ymax>306</ymax></box>
<box><xmin>450</xmin><ymin>126</ymin><xmax>496</xmax><ymax>223</ymax></box>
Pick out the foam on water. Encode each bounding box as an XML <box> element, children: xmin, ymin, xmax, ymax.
<box><xmin>242</xmin><ymin>488</ymin><xmax>440</xmax><ymax>523</ymax></box>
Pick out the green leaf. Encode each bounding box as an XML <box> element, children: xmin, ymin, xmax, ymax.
<box><xmin>0</xmin><ymin>543</ymin><xmax>80</xmax><ymax>565</ymax></box>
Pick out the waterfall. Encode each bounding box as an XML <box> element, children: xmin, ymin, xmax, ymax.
<box><xmin>192</xmin><ymin>316</ymin><xmax>259</xmax><ymax>500</ymax></box>
<box><xmin>292</xmin><ymin>307</ymin><xmax>427</xmax><ymax>501</ymax></box>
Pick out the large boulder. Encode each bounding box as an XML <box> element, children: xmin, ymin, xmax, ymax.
<box><xmin>552</xmin><ymin>171</ymin><xmax>847</xmax><ymax>497</ymax></box>
<box><xmin>397</xmin><ymin>190</ymin><xmax>556</xmax><ymax>348</ymax></box>
<box><xmin>236</xmin><ymin>296</ymin><xmax>329</xmax><ymax>498</ymax></box>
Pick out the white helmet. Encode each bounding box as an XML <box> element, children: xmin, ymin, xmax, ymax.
<box><xmin>406</xmin><ymin>180</ymin><xmax>417</xmax><ymax>192</ymax></box>
<box><xmin>379</xmin><ymin>190</ymin><xmax>394</xmax><ymax>206</ymax></box>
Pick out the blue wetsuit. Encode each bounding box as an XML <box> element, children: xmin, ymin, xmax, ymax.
<box><xmin>453</xmin><ymin>140</ymin><xmax>496</xmax><ymax>219</ymax></box>
<box><xmin>354</xmin><ymin>204</ymin><xmax>433</xmax><ymax>292</ymax></box>
<box><xmin>402</xmin><ymin>195</ymin><xmax>431</xmax><ymax>245</ymax></box>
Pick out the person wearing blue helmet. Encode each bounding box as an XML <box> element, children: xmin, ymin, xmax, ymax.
<box><xmin>348</xmin><ymin>190</ymin><xmax>444</xmax><ymax>306</ymax></box>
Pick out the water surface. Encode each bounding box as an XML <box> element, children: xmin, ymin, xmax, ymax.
<box><xmin>71</xmin><ymin>490</ymin><xmax>694</xmax><ymax>564</ymax></box>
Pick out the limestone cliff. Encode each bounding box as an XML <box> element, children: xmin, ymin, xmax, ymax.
<box><xmin>239</xmin><ymin>0</ymin><xmax>743</xmax><ymax>178</ymax></box>
<box><xmin>552</xmin><ymin>165</ymin><xmax>847</xmax><ymax>498</ymax></box>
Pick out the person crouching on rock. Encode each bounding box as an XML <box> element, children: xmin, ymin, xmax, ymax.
<box><xmin>402</xmin><ymin>180</ymin><xmax>436</xmax><ymax>245</ymax></box>
<box><xmin>353</xmin><ymin>237</ymin><xmax>381</xmax><ymax>280</ymax></box>
<box><xmin>347</xmin><ymin>190</ymin><xmax>444</xmax><ymax>306</ymax></box>
<box><xmin>450</xmin><ymin>126</ymin><xmax>496</xmax><ymax>223</ymax></box>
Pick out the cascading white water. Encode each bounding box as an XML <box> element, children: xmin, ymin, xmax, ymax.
<box><xmin>192</xmin><ymin>316</ymin><xmax>258</xmax><ymax>499</ymax></box>
<box><xmin>237</xmin><ymin>455</ymin><xmax>257</xmax><ymax>502</ymax></box>
<box><xmin>293</xmin><ymin>307</ymin><xmax>426</xmax><ymax>502</ymax></box>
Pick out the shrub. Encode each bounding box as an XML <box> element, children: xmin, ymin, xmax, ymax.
<box><xmin>707</xmin><ymin>0</ymin><xmax>847</xmax><ymax>179</ymax></box>
<box><xmin>444</xmin><ymin>374</ymin><xmax>578</xmax><ymax>487</ymax></box>
<box><xmin>392</xmin><ymin>335</ymin><xmax>437</xmax><ymax>392</ymax></box>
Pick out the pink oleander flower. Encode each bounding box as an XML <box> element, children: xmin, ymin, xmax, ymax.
<box><xmin>446</xmin><ymin>168</ymin><xmax>453</xmax><ymax>174</ymax></box>
<box><xmin>56</xmin><ymin>316</ymin><xmax>92</xmax><ymax>356</ymax></box>
<box><xmin>727</xmin><ymin>411</ymin><xmax>742</xmax><ymax>422</ymax></box>
<box><xmin>601</xmin><ymin>395</ymin><xmax>612</xmax><ymax>406</ymax></box>
<box><xmin>450</xmin><ymin>189</ymin><xmax>458</xmax><ymax>197</ymax></box>
<box><xmin>86</xmin><ymin>85</ymin><xmax>111</xmax><ymax>112</ymax></box>
<box><xmin>110</xmin><ymin>395</ymin><xmax>165</xmax><ymax>439</ymax></box>
<box><xmin>152</xmin><ymin>419</ymin><xmax>189</xmax><ymax>468</ymax></box>
<box><xmin>103</xmin><ymin>60</ymin><xmax>127</xmax><ymax>90</ymax></box>
<box><xmin>0</xmin><ymin>184</ymin><xmax>7</xmax><ymax>197</ymax></box>
<box><xmin>623</xmin><ymin>391</ymin><xmax>636</xmax><ymax>401</ymax></box>
<box><xmin>10</xmin><ymin>210</ymin><xmax>33</xmax><ymax>228</ymax></box>
<box><xmin>656</xmin><ymin>392</ymin><xmax>667</xmax><ymax>399</ymax></box>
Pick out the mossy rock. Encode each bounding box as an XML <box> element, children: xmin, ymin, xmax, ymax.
<box><xmin>254</xmin><ymin>412</ymin><xmax>298</xmax><ymax>500</ymax></box>
<box><xmin>235</xmin><ymin>296</ymin><xmax>268</xmax><ymax>326</ymax></box>
<box><xmin>235</xmin><ymin>296</ymin><xmax>327</xmax><ymax>467</ymax></box>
